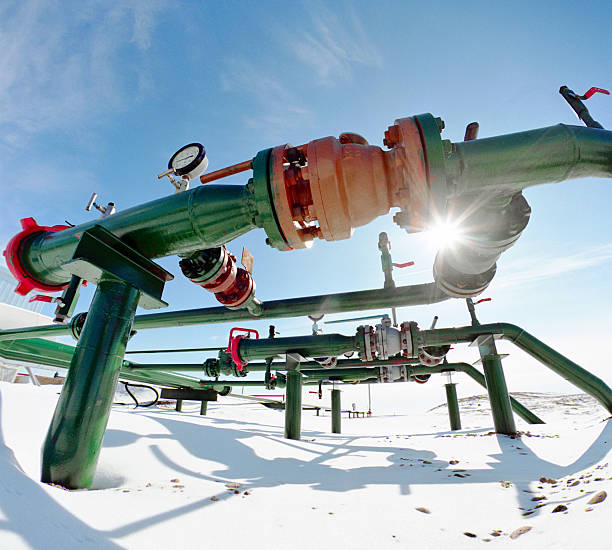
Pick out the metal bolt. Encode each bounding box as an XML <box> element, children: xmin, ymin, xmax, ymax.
<box><xmin>435</xmin><ymin>117</ymin><xmax>445</xmax><ymax>133</ymax></box>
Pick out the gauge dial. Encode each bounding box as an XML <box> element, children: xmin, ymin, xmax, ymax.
<box><xmin>168</xmin><ymin>142</ymin><xmax>208</xmax><ymax>180</ymax></box>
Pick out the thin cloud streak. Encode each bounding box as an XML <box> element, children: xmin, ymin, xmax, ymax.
<box><xmin>289</xmin><ymin>2</ymin><xmax>382</xmax><ymax>84</ymax></box>
<box><xmin>0</xmin><ymin>1</ymin><xmax>168</xmax><ymax>149</ymax></box>
<box><xmin>495</xmin><ymin>243</ymin><xmax>612</xmax><ymax>289</ymax></box>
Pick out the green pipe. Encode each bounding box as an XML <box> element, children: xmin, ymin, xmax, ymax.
<box><xmin>0</xmin><ymin>282</ymin><xmax>449</xmax><ymax>342</ymax></box>
<box><xmin>482</xmin><ymin>354</ymin><xmax>516</xmax><ymax>435</ymax></box>
<box><xmin>445</xmin><ymin>383</ymin><xmax>461</xmax><ymax>431</ymax></box>
<box><xmin>200</xmin><ymin>401</ymin><xmax>208</xmax><ymax>415</ymax></box>
<box><xmin>445</xmin><ymin>124</ymin><xmax>612</xmax><ymax>195</ymax></box>
<box><xmin>175</xmin><ymin>399</ymin><xmax>183</xmax><ymax>412</ymax></box>
<box><xmin>41</xmin><ymin>275</ymin><xmax>140</xmax><ymax>489</ymax></box>
<box><xmin>420</xmin><ymin>323</ymin><xmax>612</xmax><ymax>414</ymax></box>
<box><xmin>461</xmin><ymin>364</ymin><xmax>544</xmax><ymax>424</ymax></box>
<box><xmin>285</xmin><ymin>370</ymin><xmax>302</xmax><ymax>440</ymax></box>
<box><xmin>239</xmin><ymin>334</ymin><xmax>357</xmax><ymax>364</ymax></box>
<box><xmin>21</xmin><ymin>184</ymin><xmax>257</xmax><ymax>287</ymax></box>
<box><xmin>331</xmin><ymin>389</ymin><xmax>341</xmax><ymax>434</ymax></box>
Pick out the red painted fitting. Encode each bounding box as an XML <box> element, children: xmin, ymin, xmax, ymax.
<box><xmin>3</xmin><ymin>218</ymin><xmax>70</xmax><ymax>295</ymax></box>
<box><xmin>181</xmin><ymin>246</ymin><xmax>257</xmax><ymax>310</ymax></box>
<box><xmin>226</xmin><ymin>327</ymin><xmax>259</xmax><ymax>371</ymax></box>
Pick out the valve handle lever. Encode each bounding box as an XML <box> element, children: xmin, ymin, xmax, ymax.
<box><xmin>559</xmin><ymin>85</ymin><xmax>608</xmax><ymax>129</ymax></box>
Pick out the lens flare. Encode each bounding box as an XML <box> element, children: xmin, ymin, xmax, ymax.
<box><xmin>425</xmin><ymin>221</ymin><xmax>462</xmax><ymax>250</ymax></box>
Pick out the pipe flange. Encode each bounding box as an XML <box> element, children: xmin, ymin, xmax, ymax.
<box><xmin>3</xmin><ymin>218</ymin><xmax>70</xmax><ymax>295</ymax></box>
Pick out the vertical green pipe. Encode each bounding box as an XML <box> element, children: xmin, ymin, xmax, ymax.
<box><xmin>41</xmin><ymin>275</ymin><xmax>140</xmax><ymax>489</ymax></box>
<box><xmin>284</xmin><ymin>370</ymin><xmax>302</xmax><ymax>440</ymax></box>
<box><xmin>175</xmin><ymin>399</ymin><xmax>183</xmax><ymax>412</ymax></box>
<box><xmin>331</xmin><ymin>389</ymin><xmax>341</xmax><ymax>434</ymax></box>
<box><xmin>445</xmin><ymin>383</ymin><xmax>461</xmax><ymax>431</ymax></box>
<box><xmin>482</xmin><ymin>354</ymin><xmax>516</xmax><ymax>435</ymax></box>
<box><xmin>200</xmin><ymin>400</ymin><xmax>208</xmax><ymax>415</ymax></box>
<box><xmin>462</xmin><ymin>364</ymin><xmax>544</xmax><ymax>424</ymax></box>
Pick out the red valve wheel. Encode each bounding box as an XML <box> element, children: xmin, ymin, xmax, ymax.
<box><xmin>226</xmin><ymin>328</ymin><xmax>259</xmax><ymax>371</ymax></box>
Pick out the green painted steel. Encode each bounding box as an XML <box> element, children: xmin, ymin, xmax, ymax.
<box><xmin>445</xmin><ymin>383</ymin><xmax>461</xmax><ymax>431</ymax></box>
<box><xmin>461</xmin><ymin>364</ymin><xmax>545</xmax><ymax>424</ymax></box>
<box><xmin>200</xmin><ymin>401</ymin><xmax>208</xmax><ymax>415</ymax></box>
<box><xmin>175</xmin><ymin>399</ymin><xmax>183</xmax><ymax>412</ymax></box>
<box><xmin>444</xmin><ymin>124</ymin><xmax>612</xmax><ymax>195</ymax></box>
<box><xmin>420</xmin><ymin>322</ymin><xmax>612</xmax><ymax>414</ymax></box>
<box><xmin>41</xmin><ymin>275</ymin><xmax>140</xmax><ymax>489</ymax></box>
<box><xmin>0</xmin><ymin>338</ymin><xmax>74</xmax><ymax>369</ymax></box>
<box><xmin>0</xmin><ymin>282</ymin><xmax>449</xmax><ymax>342</ymax></box>
<box><xmin>331</xmin><ymin>389</ymin><xmax>341</xmax><ymax>434</ymax></box>
<box><xmin>21</xmin><ymin>184</ymin><xmax>258</xmax><ymax>288</ymax></box>
<box><xmin>239</xmin><ymin>334</ymin><xmax>357</xmax><ymax>364</ymax></box>
<box><xmin>284</xmin><ymin>370</ymin><xmax>302</xmax><ymax>440</ymax></box>
<box><xmin>251</xmin><ymin>148</ymin><xmax>288</xmax><ymax>250</ymax></box>
<box><xmin>482</xmin><ymin>354</ymin><xmax>516</xmax><ymax>434</ymax></box>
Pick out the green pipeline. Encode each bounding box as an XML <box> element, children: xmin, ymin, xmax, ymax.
<box><xmin>420</xmin><ymin>323</ymin><xmax>612</xmax><ymax>414</ymax></box>
<box><xmin>0</xmin><ymin>282</ymin><xmax>449</xmax><ymax>342</ymax></box>
<box><xmin>445</xmin><ymin>124</ymin><xmax>612</xmax><ymax>196</ymax></box>
<box><xmin>21</xmin><ymin>184</ymin><xmax>258</xmax><ymax>287</ymax></box>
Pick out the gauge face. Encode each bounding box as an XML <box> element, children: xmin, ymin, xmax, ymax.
<box><xmin>168</xmin><ymin>142</ymin><xmax>208</xmax><ymax>180</ymax></box>
<box><xmin>172</xmin><ymin>145</ymin><xmax>200</xmax><ymax>169</ymax></box>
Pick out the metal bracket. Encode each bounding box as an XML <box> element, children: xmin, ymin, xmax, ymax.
<box><xmin>160</xmin><ymin>388</ymin><xmax>218</xmax><ymax>401</ymax></box>
<box><xmin>62</xmin><ymin>225</ymin><xmax>174</xmax><ymax>309</ymax></box>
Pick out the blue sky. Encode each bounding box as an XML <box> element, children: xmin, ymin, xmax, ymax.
<box><xmin>1</xmin><ymin>1</ymin><xmax>611</xmax><ymax>401</ymax></box>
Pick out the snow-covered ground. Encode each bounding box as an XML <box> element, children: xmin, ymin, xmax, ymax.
<box><xmin>1</xmin><ymin>382</ymin><xmax>610</xmax><ymax>549</ymax></box>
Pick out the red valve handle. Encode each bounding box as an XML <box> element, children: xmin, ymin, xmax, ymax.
<box><xmin>392</xmin><ymin>261</ymin><xmax>415</xmax><ymax>268</ymax></box>
<box><xmin>29</xmin><ymin>294</ymin><xmax>54</xmax><ymax>303</ymax></box>
<box><xmin>226</xmin><ymin>327</ymin><xmax>259</xmax><ymax>371</ymax></box>
<box><xmin>474</xmin><ymin>298</ymin><xmax>491</xmax><ymax>305</ymax></box>
<box><xmin>581</xmin><ymin>87</ymin><xmax>610</xmax><ymax>100</ymax></box>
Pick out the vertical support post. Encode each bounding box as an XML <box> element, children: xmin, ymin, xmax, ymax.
<box><xmin>175</xmin><ymin>399</ymin><xmax>183</xmax><ymax>412</ymax></box>
<box><xmin>41</xmin><ymin>275</ymin><xmax>140</xmax><ymax>489</ymax></box>
<box><xmin>479</xmin><ymin>339</ymin><xmax>516</xmax><ymax>434</ymax></box>
<box><xmin>444</xmin><ymin>382</ymin><xmax>461</xmax><ymax>431</ymax></box>
<box><xmin>331</xmin><ymin>388</ymin><xmax>341</xmax><ymax>434</ymax></box>
<box><xmin>200</xmin><ymin>400</ymin><xmax>208</xmax><ymax>415</ymax></box>
<box><xmin>284</xmin><ymin>368</ymin><xmax>302</xmax><ymax>440</ymax></box>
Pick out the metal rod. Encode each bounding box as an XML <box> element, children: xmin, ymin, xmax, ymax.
<box><xmin>41</xmin><ymin>275</ymin><xmax>140</xmax><ymax>489</ymax></box>
<box><xmin>482</xmin><ymin>353</ymin><xmax>516</xmax><ymax>435</ymax></box>
<box><xmin>331</xmin><ymin>389</ymin><xmax>341</xmax><ymax>434</ymax></box>
<box><xmin>199</xmin><ymin>159</ymin><xmax>252</xmax><ymax>184</ymax></box>
<box><xmin>200</xmin><ymin>400</ymin><xmax>208</xmax><ymax>415</ymax></box>
<box><xmin>125</xmin><ymin>347</ymin><xmax>224</xmax><ymax>354</ymax></box>
<box><xmin>445</xmin><ymin>383</ymin><xmax>461</xmax><ymax>431</ymax></box>
<box><xmin>175</xmin><ymin>399</ymin><xmax>183</xmax><ymax>412</ymax></box>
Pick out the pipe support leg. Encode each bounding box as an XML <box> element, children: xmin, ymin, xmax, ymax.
<box><xmin>445</xmin><ymin>383</ymin><xmax>461</xmax><ymax>431</ymax></box>
<box><xmin>284</xmin><ymin>370</ymin><xmax>303</xmax><ymax>440</ymax></box>
<box><xmin>482</xmin><ymin>354</ymin><xmax>516</xmax><ymax>435</ymax></box>
<box><xmin>331</xmin><ymin>389</ymin><xmax>341</xmax><ymax>434</ymax></box>
<box><xmin>41</xmin><ymin>275</ymin><xmax>140</xmax><ymax>489</ymax></box>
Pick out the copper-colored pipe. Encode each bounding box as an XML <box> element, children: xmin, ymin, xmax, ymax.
<box><xmin>199</xmin><ymin>159</ymin><xmax>252</xmax><ymax>184</ymax></box>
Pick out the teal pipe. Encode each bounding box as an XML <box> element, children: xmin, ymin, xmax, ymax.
<box><xmin>482</xmin><ymin>354</ymin><xmax>516</xmax><ymax>434</ymax></box>
<box><xmin>420</xmin><ymin>323</ymin><xmax>612</xmax><ymax>414</ymax></box>
<box><xmin>41</xmin><ymin>275</ymin><xmax>140</xmax><ymax>489</ymax></box>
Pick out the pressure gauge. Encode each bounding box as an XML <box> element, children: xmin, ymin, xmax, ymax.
<box><xmin>168</xmin><ymin>143</ymin><xmax>208</xmax><ymax>181</ymax></box>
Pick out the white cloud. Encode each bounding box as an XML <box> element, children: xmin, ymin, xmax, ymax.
<box><xmin>289</xmin><ymin>2</ymin><xmax>382</xmax><ymax>84</ymax></box>
<box><xmin>495</xmin><ymin>243</ymin><xmax>612</xmax><ymax>289</ymax></box>
<box><xmin>0</xmin><ymin>1</ymin><xmax>169</xmax><ymax>149</ymax></box>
